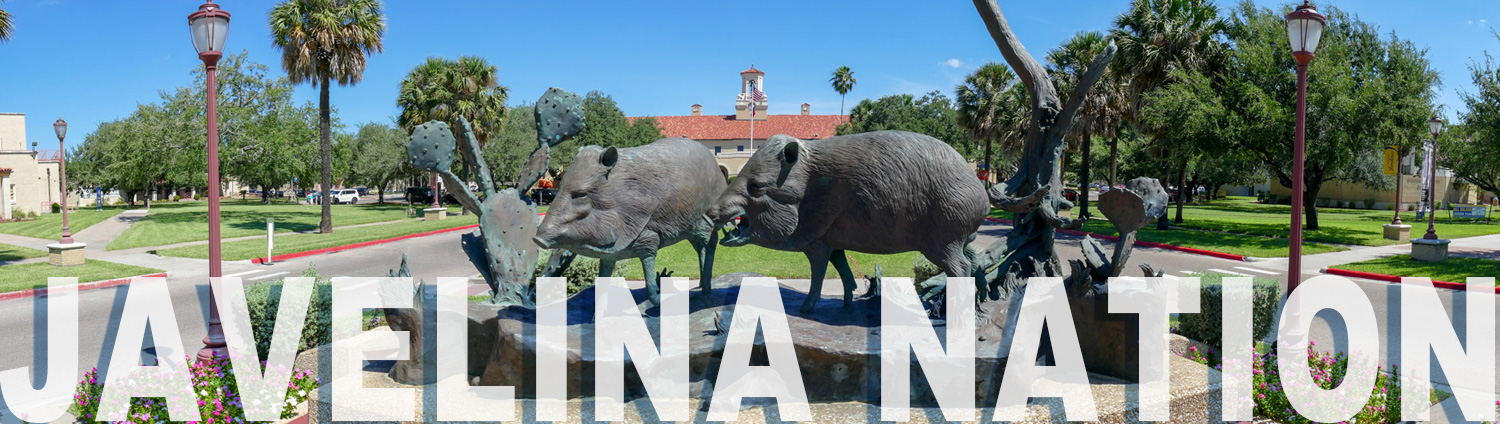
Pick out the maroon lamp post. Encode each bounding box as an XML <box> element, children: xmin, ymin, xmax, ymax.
<box><xmin>53</xmin><ymin>118</ymin><xmax>72</xmax><ymax>244</ymax></box>
<box><xmin>1423</xmin><ymin>116</ymin><xmax>1444</xmax><ymax>240</ymax></box>
<box><xmin>1285</xmin><ymin>1</ymin><xmax>1324</xmax><ymax>295</ymax></box>
<box><xmin>190</xmin><ymin>1</ymin><xmax>230</xmax><ymax>364</ymax></box>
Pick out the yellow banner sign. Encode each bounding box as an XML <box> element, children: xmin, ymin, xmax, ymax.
<box><xmin>1383</xmin><ymin>145</ymin><xmax>1399</xmax><ymax>175</ymax></box>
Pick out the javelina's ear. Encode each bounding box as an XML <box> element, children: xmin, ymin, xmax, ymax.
<box><xmin>600</xmin><ymin>147</ymin><xmax>619</xmax><ymax>168</ymax></box>
<box><xmin>782</xmin><ymin>141</ymin><xmax>801</xmax><ymax>165</ymax></box>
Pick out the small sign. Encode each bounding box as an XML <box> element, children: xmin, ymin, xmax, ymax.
<box><xmin>1382</xmin><ymin>145</ymin><xmax>1399</xmax><ymax>175</ymax></box>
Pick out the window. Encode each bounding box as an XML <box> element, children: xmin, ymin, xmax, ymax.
<box><xmin>737</xmin><ymin>145</ymin><xmax>745</xmax><ymax>152</ymax></box>
<box><xmin>715</xmin><ymin>146</ymin><xmax>722</xmax><ymax>154</ymax></box>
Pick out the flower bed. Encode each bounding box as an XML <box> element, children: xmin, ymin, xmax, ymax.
<box><xmin>73</xmin><ymin>355</ymin><xmax>318</xmax><ymax>423</ymax></box>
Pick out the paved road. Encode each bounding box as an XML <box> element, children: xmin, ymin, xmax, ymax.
<box><xmin>0</xmin><ymin>219</ymin><xmax>1490</xmax><ymax>414</ymax></box>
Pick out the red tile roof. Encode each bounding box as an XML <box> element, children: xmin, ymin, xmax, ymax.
<box><xmin>0</xmin><ymin>168</ymin><xmax>11</xmax><ymax>173</ymax></box>
<box><xmin>741</xmin><ymin>67</ymin><xmax>764</xmax><ymax>75</ymax></box>
<box><xmin>637</xmin><ymin>114</ymin><xmax>846</xmax><ymax>141</ymax></box>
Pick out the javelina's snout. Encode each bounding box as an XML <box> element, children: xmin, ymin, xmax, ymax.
<box><xmin>532</xmin><ymin>235</ymin><xmax>553</xmax><ymax>249</ymax></box>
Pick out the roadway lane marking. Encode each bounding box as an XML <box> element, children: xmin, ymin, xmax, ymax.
<box><xmin>248</xmin><ymin>271</ymin><xmax>289</xmax><ymax>281</ymax></box>
<box><xmin>1209</xmin><ymin>268</ymin><xmax>1252</xmax><ymax>277</ymax></box>
<box><xmin>224</xmin><ymin>270</ymin><xmax>263</xmax><ymax>278</ymax></box>
<box><xmin>1233</xmin><ymin>266</ymin><xmax>1280</xmax><ymax>275</ymax></box>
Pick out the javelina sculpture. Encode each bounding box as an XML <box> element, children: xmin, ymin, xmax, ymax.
<box><xmin>533</xmin><ymin>138</ymin><xmax>727</xmax><ymax>305</ymax></box>
<box><xmin>707</xmin><ymin>131</ymin><xmax>989</xmax><ymax>313</ymax></box>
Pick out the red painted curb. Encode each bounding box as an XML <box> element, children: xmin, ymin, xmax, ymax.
<box><xmin>252</xmin><ymin>223</ymin><xmax>480</xmax><ymax>264</ymax></box>
<box><xmin>0</xmin><ymin>272</ymin><xmax>169</xmax><ymax>303</ymax></box>
<box><xmin>1323</xmin><ymin>268</ymin><xmax>1488</xmax><ymax>293</ymax></box>
<box><xmin>982</xmin><ymin>217</ymin><xmax>1248</xmax><ymax>261</ymax></box>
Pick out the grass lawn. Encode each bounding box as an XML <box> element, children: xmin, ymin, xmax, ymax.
<box><xmin>607</xmin><ymin>242</ymin><xmax>925</xmax><ymax>280</ymax></box>
<box><xmin>154</xmin><ymin>214</ymin><xmax>480</xmax><ymax>261</ymax></box>
<box><xmin>0</xmin><ymin>208</ymin><xmax>123</xmax><ymax>240</ymax></box>
<box><xmin>108</xmin><ymin>200</ymin><xmax>467</xmax><ymax>251</ymax></box>
<box><xmin>0</xmin><ymin>260</ymin><xmax>164</xmax><ymax>294</ymax></box>
<box><xmin>0</xmin><ymin>243</ymin><xmax>47</xmax><ymax>262</ymax></box>
<box><xmin>1136</xmin><ymin>196</ymin><xmax>1500</xmax><ymax>247</ymax></box>
<box><xmin>987</xmin><ymin>202</ymin><xmax>1348</xmax><ymax>258</ymax></box>
<box><xmin>1337</xmin><ymin>255</ymin><xmax>1500</xmax><ymax>284</ymax></box>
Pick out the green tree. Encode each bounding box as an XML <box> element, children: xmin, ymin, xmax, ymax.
<box><xmin>551</xmin><ymin>91</ymin><xmax>660</xmax><ymax>173</ymax></box>
<box><xmin>345</xmin><ymin>122</ymin><xmax>412</xmax><ymax>202</ymax></box>
<box><xmin>0</xmin><ymin>0</ymin><xmax>13</xmax><ymax>43</ymax></box>
<box><xmin>1049</xmin><ymin>31</ymin><xmax>1128</xmax><ymax>217</ymax></box>
<box><xmin>1111</xmin><ymin>0</ymin><xmax>1226</xmax><ymax>228</ymax></box>
<box><xmin>210</xmin><ymin>52</ymin><xmax>321</xmax><ymax>203</ymax></box>
<box><xmin>484</xmin><ymin>105</ymin><xmax>538</xmax><ymax>186</ymax></box>
<box><xmin>1451</xmin><ymin>40</ymin><xmax>1500</xmax><ymax>197</ymax></box>
<box><xmin>955</xmin><ymin>62</ymin><xmax>1020</xmax><ymax>186</ymax></box>
<box><xmin>830</xmin><ymin>66</ymin><xmax>856</xmax><ymax>121</ymax></box>
<box><xmin>395</xmin><ymin>56</ymin><xmax>508</xmax><ymax>143</ymax></box>
<box><xmin>269</xmin><ymin>0</ymin><xmax>386</xmax><ymax>234</ymax></box>
<box><xmin>837</xmin><ymin>91</ymin><xmax>970</xmax><ymax>155</ymax></box>
<box><xmin>1219</xmin><ymin>1</ymin><xmax>1437</xmax><ymax>230</ymax></box>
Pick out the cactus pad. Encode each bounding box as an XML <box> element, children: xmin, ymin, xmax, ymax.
<box><xmin>534</xmin><ymin>87</ymin><xmax>586</xmax><ymax>148</ymax></box>
<box><xmin>407</xmin><ymin>120</ymin><xmax>457</xmax><ymax>173</ymax></box>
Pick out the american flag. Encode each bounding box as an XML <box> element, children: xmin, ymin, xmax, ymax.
<box><xmin>749</xmin><ymin>81</ymin><xmax>764</xmax><ymax>116</ymax></box>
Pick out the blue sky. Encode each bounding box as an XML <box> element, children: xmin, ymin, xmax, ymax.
<box><xmin>0</xmin><ymin>0</ymin><xmax>1493</xmax><ymax>152</ymax></box>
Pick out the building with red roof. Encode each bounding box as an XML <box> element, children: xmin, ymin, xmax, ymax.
<box><xmin>631</xmin><ymin>66</ymin><xmax>845</xmax><ymax>177</ymax></box>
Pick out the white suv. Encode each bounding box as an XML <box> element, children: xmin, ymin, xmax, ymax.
<box><xmin>330</xmin><ymin>189</ymin><xmax>360</xmax><ymax>204</ymax></box>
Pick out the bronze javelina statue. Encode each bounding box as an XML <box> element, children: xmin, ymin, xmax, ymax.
<box><xmin>707</xmin><ymin>131</ymin><xmax>989</xmax><ymax>313</ymax></box>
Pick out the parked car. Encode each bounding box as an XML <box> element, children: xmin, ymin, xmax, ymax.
<box><xmin>405</xmin><ymin>186</ymin><xmax>434</xmax><ymax>204</ymax></box>
<box><xmin>330</xmin><ymin>189</ymin><xmax>360</xmax><ymax>204</ymax></box>
<box><xmin>1063</xmin><ymin>188</ymin><xmax>1079</xmax><ymax>202</ymax></box>
<box><xmin>530</xmin><ymin>188</ymin><xmax>556</xmax><ymax>205</ymax></box>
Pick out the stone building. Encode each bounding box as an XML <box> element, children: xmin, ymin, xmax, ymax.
<box><xmin>638</xmin><ymin>67</ymin><xmax>845</xmax><ymax>178</ymax></box>
<box><xmin>0</xmin><ymin>113</ymin><xmax>63</xmax><ymax>220</ymax></box>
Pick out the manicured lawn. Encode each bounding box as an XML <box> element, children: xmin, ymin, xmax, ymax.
<box><xmin>0</xmin><ymin>243</ymin><xmax>46</xmax><ymax>262</ymax></box>
<box><xmin>1337</xmin><ymin>255</ymin><xmax>1500</xmax><ymax>284</ymax></box>
<box><xmin>154</xmin><ymin>214</ymin><xmax>480</xmax><ymax>261</ymax></box>
<box><xmin>108</xmin><ymin>200</ymin><xmax>464</xmax><ymax>251</ymax></box>
<box><xmin>609</xmin><ymin>242</ymin><xmax>925</xmax><ymax>280</ymax></box>
<box><xmin>1136</xmin><ymin>197</ymin><xmax>1500</xmax><ymax>247</ymax></box>
<box><xmin>0</xmin><ymin>208</ymin><xmax>124</xmax><ymax>240</ymax></box>
<box><xmin>0</xmin><ymin>260</ymin><xmax>164</xmax><ymax>294</ymax></box>
<box><xmin>987</xmin><ymin>201</ymin><xmax>1348</xmax><ymax>258</ymax></box>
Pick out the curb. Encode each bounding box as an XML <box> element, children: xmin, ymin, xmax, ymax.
<box><xmin>0</xmin><ymin>272</ymin><xmax>169</xmax><ymax>303</ymax></box>
<box><xmin>1323</xmin><ymin>268</ymin><xmax>1492</xmax><ymax>293</ymax></box>
<box><xmin>982</xmin><ymin>217</ymin><xmax>1249</xmax><ymax>261</ymax></box>
<box><xmin>252</xmin><ymin>223</ymin><xmax>480</xmax><ymax>264</ymax></box>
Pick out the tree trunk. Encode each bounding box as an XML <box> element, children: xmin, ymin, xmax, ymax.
<box><xmin>1080</xmin><ymin>135</ymin><xmax>1092</xmax><ymax>218</ymax></box>
<box><xmin>378</xmin><ymin>188</ymin><xmax>385</xmax><ymax>204</ymax></box>
<box><xmin>1303</xmin><ymin>183</ymin><xmax>1321</xmax><ymax>231</ymax></box>
<box><xmin>1173</xmin><ymin>159</ymin><xmax>1186</xmax><ymax>224</ymax></box>
<box><xmin>318</xmin><ymin>75</ymin><xmax>334</xmax><ymax>234</ymax></box>
<box><xmin>984</xmin><ymin>135</ymin><xmax>994</xmax><ymax>188</ymax></box>
<box><xmin>1108</xmin><ymin>134</ymin><xmax>1119</xmax><ymax>188</ymax></box>
<box><xmin>1156</xmin><ymin>152</ymin><xmax>1171</xmax><ymax>230</ymax></box>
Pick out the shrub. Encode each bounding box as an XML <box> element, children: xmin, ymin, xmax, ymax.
<box><xmin>73</xmin><ymin>355</ymin><xmax>318</xmax><ymax>423</ymax></box>
<box><xmin>1182</xmin><ymin>342</ymin><xmax>1431</xmax><ymax>423</ymax></box>
<box><xmin>172</xmin><ymin>194</ymin><xmax>182</xmax><ymax>202</ymax></box>
<box><xmin>912</xmin><ymin>256</ymin><xmax>942</xmax><ymax>283</ymax></box>
<box><xmin>245</xmin><ymin>267</ymin><xmax>332</xmax><ymax>362</ymax></box>
<box><xmin>10</xmin><ymin>208</ymin><xmax>23</xmax><ymax>220</ymax></box>
<box><xmin>51</xmin><ymin>202</ymin><xmax>61</xmax><ymax>213</ymax></box>
<box><xmin>1364</xmin><ymin>198</ymin><xmax>1377</xmax><ymax>210</ymax></box>
<box><xmin>26</xmin><ymin>210</ymin><xmax>37</xmax><ymax>218</ymax></box>
<box><xmin>1177</xmin><ymin>272</ymin><xmax>1282</xmax><ymax>348</ymax></box>
<box><xmin>531</xmin><ymin>250</ymin><xmax>621</xmax><ymax>296</ymax></box>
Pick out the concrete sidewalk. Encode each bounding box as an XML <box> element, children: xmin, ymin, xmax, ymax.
<box><xmin>1250</xmin><ymin>232</ymin><xmax>1500</xmax><ymax>273</ymax></box>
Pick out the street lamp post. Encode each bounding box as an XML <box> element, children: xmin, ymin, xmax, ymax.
<box><xmin>54</xmin><ymin>118</ymin><xmax>71</xmax><ymax>244</ymax></box>
<box><xmin>1423</xmin><ymin>116</ymin><xmax>1444</xmax><ymax>240</ymax></box>
<box><xmin>190</xmin><ymin>1</ymin><xmax>230</xmax><ymax>364</ymax></box>
<box><xmin>1285</xmin><ymin>0</ymin><xmax>1325</xmax><ymax>295</ymax></box>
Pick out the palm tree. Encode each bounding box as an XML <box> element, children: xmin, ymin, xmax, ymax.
<box><xmin>0</xmin><ymin>0</ymin><xmax>14</xmax><ymax>43</ymax></box>
<box><xmin>955</xmin><ymin>62</ymin><xmax>1023</xmax><ymax>187</ymax></box>
<box><xmin>1110</xmin><ymin>0</ymin><xmax>1224</xmax><ymax>228</ymax></box>
<box><xmin>396</xmin><ymin>56</ymin><xmax>508</xmax><ymax>190</ymax></box>
<box><xmin>1048</xmin><ymin>31</ymin><xmax>1128</xmax><ymax>218</ymax></box>
<box><xmin>269</xmin><ymin>0</ymin><xmax>385</xmax><ymax>234</ymax></box>
<box><xmin>829</xmin><ymin>66</ymin><xmax>856</xmax><ymax>121</ymax></box>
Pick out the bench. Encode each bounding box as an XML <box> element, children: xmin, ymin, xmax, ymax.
<box><xmin>1451</xmin><ymin>205</ymin><xmax>1490</xmax><ymax>219</ymax></box>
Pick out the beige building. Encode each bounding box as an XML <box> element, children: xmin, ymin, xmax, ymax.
<box><xmin>1266</xmin><ymin>157</ymin><xmax>1496</xmax><ymax>210</ymax></box>
<box><xmin>0</xmin><ymin>113</ymin><xmax>64</xmax><ymax>220</ymax></box>
<box><xmin>635</xmin><ymin>67</ymin><xmax>845</xmax><ymax>178</ymax></box>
